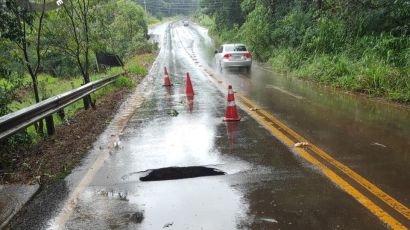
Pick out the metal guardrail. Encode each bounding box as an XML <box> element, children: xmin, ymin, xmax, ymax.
<box><xmin>0</xmin><ymin>74</ymin><xmax>122</xmax><ymax>140</ymax></box>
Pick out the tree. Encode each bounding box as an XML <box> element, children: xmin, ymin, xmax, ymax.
<box><xmin>2</xmin><ymin>0</ymin><xmax>47</xmax><ymax>134</ymax></box>
<box><xmin>201</xmin><ymin>0</ymin><xmax>244</xmax><ymax>30</ymax></box>
<box><xmin>91</xmin><ymin>0</ymin><xmax>150</xmax><ymax>57</ymax></box>
<box><xmin>60</xmin><ymin>0</ymin><xmax>93</xmax><ymax>109</ymax></box>
<box><xmin>135</xmin><ymin>0</ymin><xmax>200</xmax><ymax>17</ymax></box>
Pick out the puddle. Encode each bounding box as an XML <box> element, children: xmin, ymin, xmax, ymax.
<box><xmin>139</xmin><ymin>166</ymin><xmax>226</xmax><ymax>181</ymax></box>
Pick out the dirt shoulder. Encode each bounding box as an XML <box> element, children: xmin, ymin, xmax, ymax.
<box><xmin>6</xmin><ymin>88</ymin><xmax>129</xmax><ymax>184</ymax></box>
<box><xmin>0</xmin><ymin>52</ymin><xmax>157</xmax><ymax>185</ymax></box>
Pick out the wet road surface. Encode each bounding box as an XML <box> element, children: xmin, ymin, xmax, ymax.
<box><xmin>11</xmin><ymin>21</ymin><xmax>410</xmax><ymax>229</ymax></box>
<box><xmin>186</xmin><ymin>21</ymin><xmax>410</xmax><ymax>227</ymax></box>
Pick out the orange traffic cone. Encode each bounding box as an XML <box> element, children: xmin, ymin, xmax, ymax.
<box><xmin>223</xmin><ymin>85</ymin><xmax>240</xmax><ymax>121</ymax></box>
<box><xmin>163</xmin><ymin>67</ymin><xmax>172</xmax><ymax>86</ymax></box>
<box><xmin>186</xmin><ymin>72</ymin><xmax>194</xmax><ymax>96</ymax></box>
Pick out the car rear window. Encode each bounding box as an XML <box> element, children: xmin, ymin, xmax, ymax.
<box><xmin>224</xmin><ymin>45</ymin><xmax>247</xmax><ymax>52</ymax></box>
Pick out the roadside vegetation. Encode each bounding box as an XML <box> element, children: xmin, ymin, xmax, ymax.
<box><xmin>0</xmin><ymin>0</ymin><xmax>159</xmax><ymax>183</ymax></box>
<box><xmin>197</xmin><ymin>0</ymin><xmax>410</xmax><ymax>103</ymax></box>
<box><xmin>0</xmin><ymin>51</ymin><xmax>157</xmax><ymax>184</ymax></box>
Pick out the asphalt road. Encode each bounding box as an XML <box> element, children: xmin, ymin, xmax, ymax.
<box><xmin>9</xmin><ymin>21</ymin><xmax>410</xmax><ymax>229</ymax></box>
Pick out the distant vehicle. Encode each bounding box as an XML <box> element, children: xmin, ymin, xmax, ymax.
<box><xmin>183</xmin><ymin>20</ymin><xmax>189</xmax><ymax>26</ymax></box>
<box><xmin>214</xmin><ymin>44</ymin><xmax>252</xmax><ymax>71</ymax></box>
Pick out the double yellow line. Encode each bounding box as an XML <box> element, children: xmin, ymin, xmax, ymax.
<box><xmin>173</xmin><ymin>22</ymin><xmax>409</xmax><ymax>229</ymax></box>
<box><xmin>237</xmin><ymin>94</ymin><xmax>409</xmax><ymax>229</ymax></box>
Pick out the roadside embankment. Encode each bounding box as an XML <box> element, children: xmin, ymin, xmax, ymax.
<box><xmin>0</xmin><ymin>52</ymin><xmax>157</xmax><ymax>185</ymax></box>
<box><xmin>193</xmin><ymin>5</ymin><xmax>410</xmax><ymax>104</ymax></box>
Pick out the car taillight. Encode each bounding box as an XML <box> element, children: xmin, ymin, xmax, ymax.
<box><xmin>243</xmin><ymin>53</ymin><xmax>252</xmax><ymax>58</ymax></box>
<box><xmin>223</xmin><ymin>53</ymin><xmax>232</xmax><ymax>59</ymax></box>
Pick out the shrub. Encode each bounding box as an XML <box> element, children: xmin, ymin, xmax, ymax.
<box><xmin>128</xmin><ymin>64</ymin><xmax>146</xmax><ymax>76</ymax></box>
<box><xmin>0</xmin><ymin>75</ymin><xmax>32</xmax><ymax>158</ymax></box>
<box><xmin>301</xmin><ymin>16</ymin><xmax>348</xmax><ymax>54</ymax></box>
<box><xmin>113</xmin><ymin>76</ymin><xmax>135</xmax><ymax>89</ymax></box>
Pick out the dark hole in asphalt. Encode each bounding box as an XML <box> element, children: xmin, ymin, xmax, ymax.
<box><xmin>140</xmin><ymin>166</ymin><xmax>226</xmax><ymax>181</ymax></box>
<box><xmin>129</xmin><ymin>211</ymin><xmax>144</xmax><ymax>224</ymax></box>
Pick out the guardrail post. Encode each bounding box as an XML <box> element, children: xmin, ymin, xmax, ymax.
<box><xmin>45</xmin><ymin>115</ymin><xmax>55</xmax><ymax>136</ymax></box>
<box><xmin>57</xmin><ymin>109</ymin><xmax>65</xmax><ymax>120</ymax></box>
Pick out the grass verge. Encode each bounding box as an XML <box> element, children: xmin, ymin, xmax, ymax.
<box><xmin>0</xmin><ymin>51</ymin><xmax>158</xmax><ymax>185</ymax></box>
<box><xmin>269</xmin><ymin>48</ymin><xmax>410</xmax><ymax>103</ymax></box>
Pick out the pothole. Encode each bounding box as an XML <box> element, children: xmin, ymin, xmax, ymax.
<box><xmin>140</xmin><ymin>166</ymin><xmax>226</xmax><ymax>181</ymax></box>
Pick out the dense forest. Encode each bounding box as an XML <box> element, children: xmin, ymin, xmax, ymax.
<box><xmin>198</xmin><ymin>0</ymin><xmax>410</xmax><ymax>102</ymax></box>
<box><xmin>135</xmin><ymin>0</ymin><xmax>200</xmax><ymax>18</ymax></box>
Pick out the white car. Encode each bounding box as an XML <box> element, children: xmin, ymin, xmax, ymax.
<box><xmin>214</xmin><ymin>44</ymin><xmax>252</xmax><ymax>71</ymax></box>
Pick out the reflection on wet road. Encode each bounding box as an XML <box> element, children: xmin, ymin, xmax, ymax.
<box><xmin>212</xmin><ymin>55</ymin><xmax>410</xmax><ymax>210</ymax></box>
<box><xmin>40</xmin><ymin>21</ymin><xmax>410</xmax><ymax>229</ymax></box>
<box><xmin>188</xmin><ymin>20</ymin><xmax>410</xmax><ymax>228</ymax></box>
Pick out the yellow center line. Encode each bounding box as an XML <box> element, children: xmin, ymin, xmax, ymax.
<box><xmin>177</xmin><ymin>23</ymin><xmax>408</xmax><ymax>228</ymax></box>
<box><xmin>238</xmin><ymin>98</ymin><xmax>407</xmax><ymax>229</ymax></box>
<box><xmin>237</xmin><ymin>94</ymin><xmax>410</xmax><ymax>221</ymax></box>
